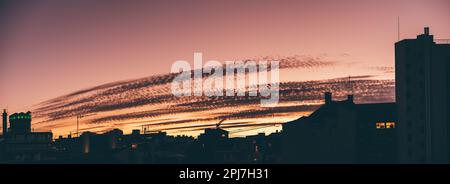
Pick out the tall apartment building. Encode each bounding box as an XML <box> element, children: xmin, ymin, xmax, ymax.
<box><xmin>395</xmin><ymin>27</ymin><xmax>450</xmax><ymax>163</ymax></box>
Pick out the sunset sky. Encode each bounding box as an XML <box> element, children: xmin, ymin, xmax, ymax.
<box><xmin>0</xmin><ymin>0</ymin><xmax>449</xmax><ymax>137</ymax></box>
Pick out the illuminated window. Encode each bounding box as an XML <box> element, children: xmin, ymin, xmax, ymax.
<box><xmin>376</xmin><ymin>122</ymin><xmax>385</xmax><ymax>129</ymax></box>
<box><xmin>386</xmin><ymin>122</ymin><xmax>395</xmax><ymax>128</ymax></box>
<box><xmin>376</xmin><ymin>122</ymin><xmax>396</xmax><ymax>129</ymax></box>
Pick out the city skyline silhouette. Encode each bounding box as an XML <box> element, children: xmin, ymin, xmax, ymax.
<box><xmin>1</xmin><ymin>0</ymin><xmax>449</xmax><ymax>138</ymax></box>
<box><xmin>0</xmin><ymin>0</ymin><xmax>449</xmax><ymax>164</ymax></box>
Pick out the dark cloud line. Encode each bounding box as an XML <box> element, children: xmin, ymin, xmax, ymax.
<box><xmin>30</xmin><ymin>55</ymin><xmax>394</xmax><ymax>135</ymax></box>
<box><xmin>34</xmin><ymin>55</ymin><xmax>339</xmax><ymax>111</ymax></box>
<box><xmin>33</xmin><ymin>78</ymin><xmax>393</xmax><ymax>124</ymax></box>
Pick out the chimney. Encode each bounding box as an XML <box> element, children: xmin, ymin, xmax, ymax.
<box><xmin>2</xmin><ymin>109</ymin><xmax>7</xmax><ymax>136</ymax></box>
<box><xmin>424</xmin><ymin>27</ymin><xmax>429</xmax><ymax>35</ymax></box>
<box><xmin>324</xmin><ymin>92</ymin><xmax>332</xmax><ymax>104</ymax></box>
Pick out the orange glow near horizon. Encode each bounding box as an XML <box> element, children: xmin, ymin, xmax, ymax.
<box><xmin>0</xmin><ymin>0</ymin><xmax>448</xmax><ymax>137</ymax></box>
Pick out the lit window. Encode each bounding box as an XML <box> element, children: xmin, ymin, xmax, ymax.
<box><xmin>386</xmin><ymin>122</ymin><xmax>396</xmax><ymax>128</ymax></box>
<box><xmin>376</xmin><ymin>122</ymin><xmax>396</xmax><ymax>129</ymax></box>
<box><xmin>376</xmin><ymin>122</ymin><xmax>385</xmax><ymax>129</ymax></box>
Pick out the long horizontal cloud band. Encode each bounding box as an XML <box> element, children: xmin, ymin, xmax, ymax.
<box><xmin>31</xmin><ymin>56</ymin><xmax>394</xmax><ymax>135</ymax></box>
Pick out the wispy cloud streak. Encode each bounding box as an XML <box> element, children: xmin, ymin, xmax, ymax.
<box><xmin>31</xmin><ymin>55</ymin><xmax>394</xmax><ymax>136</ymax></box>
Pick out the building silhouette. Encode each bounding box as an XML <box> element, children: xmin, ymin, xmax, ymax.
<box><xmin>395</xmin><ymin>27</ymin><xmax>450</xmax><ymax>163</ymax></box>
<box><xmin>1</xmin><ymin>28</ymin><xmax>449</xmax><ymax>164</ymax></box>
<box><xmin>1</xmin><ymin>111</ymin><xmax>53</xmax><ymax>162</ymax></box>
<box><xmin>9</xmin><ymin>112</ymin><xmax>32</xmax><ymax>133</ymax></box>
<box><xmin>188</xmin><ymin>128</ymin><xmax>233</xmax><ymax>163</ymax></box>
<box><xmin>282</xmin><ymin>93</ymin><xmax>397</xmax><ymax>163</ymax></box>
<box><xmin>2</xmin><ymin>109</ymin><xmax>7</xmax><ymax>136</ymax></box>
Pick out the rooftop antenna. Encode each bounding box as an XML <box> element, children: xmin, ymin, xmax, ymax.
<box><xmin>74</xmin><ymin>113</ymin><xmax>96</xmax><ymax>137</ymax></box>
<box><xmin>348</xmin><ymin>75</ymin><xmax>354</xmax><ymax>95</ymax></box>
<box><xmin>397</xmin><ymin>16</ymin><xmax>400</xmax><ymax>41</ymax></box>
<box><xmin>76</xmin><ymin>114</ymin><xmax>85</xmax><ymax>137</ymax></box>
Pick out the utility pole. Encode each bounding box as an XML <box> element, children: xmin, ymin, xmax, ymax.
<box><xmin>76</xmin><ymin>114</ymin><xmax>86</xmax><ymax>137</ymax></box>
<box><xmin>76</xmin><ymin>115</ymin><xmax>80</xmax><ymax>137</ymax></box>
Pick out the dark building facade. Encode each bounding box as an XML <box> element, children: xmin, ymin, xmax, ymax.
<box><xmin>2</xmin><ymin>109</ymin><xmax>7</xmax><ymax>136</ymax></box>
<box><xmin>9</xmin><ymin>112</ymin><xmax>32</xmax><ymax>133</ymax></box>
<box><xmin>1</xmin><ymin>111</ymin><xmax>53</xmax><ymax>162</ymax></box>
<box><xmin>395</xmin><ymin>27</ymin><xmax>450</xmax><ymax>163</ymax></box>
<box><xmin>193</xmin><ymin>128</ymin><xmax>233</xmax><ymax>163</ymax></box>
<box><xmin>356</xmin><ymin>103</ymin><xmax>397</xmax><ymax>163</ymax></box>
<box><xmin>282</xmin><ymin>93</ymin><xmax>397</xmax><ymax>163</ymax></box>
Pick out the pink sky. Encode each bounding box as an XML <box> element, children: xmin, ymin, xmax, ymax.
<box><xmin>0</xmin><ymin>0</ymin><xmax>449</xmax><ymax>136</ymax></box>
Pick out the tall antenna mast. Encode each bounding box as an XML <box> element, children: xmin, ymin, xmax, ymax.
<box><xmin>397</xmin><ymin>16</ymin><xmax>400</xmax><ymax>41</ymax></box>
